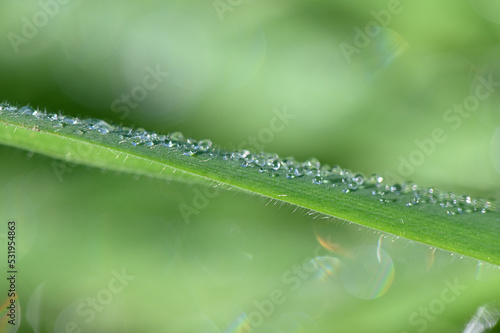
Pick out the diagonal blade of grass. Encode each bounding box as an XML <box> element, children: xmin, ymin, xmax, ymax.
<box><xmin>0</xmin><ymin>103</ymin><xmax>499</xmax><ymax>265</ymax></box>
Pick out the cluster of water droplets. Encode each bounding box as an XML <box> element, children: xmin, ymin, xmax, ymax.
<box><xmin>223</xmin><ymin>151</ymin><xmax>497</xmax><ymax>215</ymax></box>
<box><xmin>116</xmin><ymin>127</ymin><xmax>214</xmax><ymax>158</ymax></box>
<box><xmin>1</xmin><ymin>103</ymin><xmax>497</xmax><ymax>215</ymax></box>
<box><xmin>0</xmin><ymin>104</ymin><xmax>215</xmax><ymax>157</ymax></box>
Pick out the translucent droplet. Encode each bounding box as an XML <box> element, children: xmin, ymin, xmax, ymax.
<box><xmin>230</xmin><ymin>152</ymin><xmax>241</xmax><ymax>160</ymax></box>
<box><xmin>281</xmin><ymin>158</ymin><xmax>298</xmax><ymax>170</ymax></box>
<box><xmin>32</xmin><ymin>109</ymin><xmax>45</xmax><ymax>118</ymax></box>
<box><xmin>168</xmin><ymin>131</ymin><xmax>184</xmax><ymax>141</ymax></box>
<box><xmin>331</xmin><ymin>165</ymin><xmax>342</xmax><ymax>175</ymax></box>
<box><xmin>303</xmin><ymin>157</ymin><xmax>321</xmax><ymax>170</ymax></box>
<box><xmin>254</xmin><ymin>156</ymin><xmax>267</xmax><ymax>167</ymax></box>
<box><xmin>196</xmin><ymin>139</ymin><xmax>212</xmax><ymax>152</ymax></box>
<box><xmin>348</xmin><ymin>182</ymin><xmax>358</xmax><ymax>191</ymax></box>
<box><xmin>61</xmin><ymin>116</ymin><xmax>78</xmax><ymax>125</ymax></box>
<box><xmin>352</xmin><ymin>173</ymin><xmax>365</xmax><ymax>186</ymax></box>
<box><xmin>240</xmin><ymin>150</ymin><xmax>251</xmax><ymax>159</ymax></box>
<box><xmin>312</xmin><ymin>176</ymin><xmax>323</xmax><ymax>185</ymax></box>
<box><xmin>83</xmin><ymin>119</ymin><xmax>114</xmax><ymax>134</ymax></box>
<box><xmin>293</xmin><ymin>168</ymin><xmax>304</xmax><ymax>177</ymax></box>
<box><xmin>19</xmin><ymin>106</ymin><xmax>35</xmax><ymax>115</ymax></box>
<box><xmin>402</xmin><ymin>181</ymin><xmax>417</xmax><ymax>193</ymax></box>
<box><xmin>244</xmin><ymin>154</ymin><xmax>254</xmax><ymax>164</ymax></box>
<box><xmin>127</xmin><ymin>137</ymin><xmax>144</xmax><ymax>146</ymax></box>
<box><xmin>165</xmin><ymin>140</ymin><xmax>178</xmax><ymax>148</ymax></box>
<box><xmin>269</xmin><ymin>159</ymin><xmax>280</xmax><ymax>171</ymax></box>
<box><xmin>390</xmin><ymin>183</ymin><xmax>401</xmax><ymax>193</ymax></box>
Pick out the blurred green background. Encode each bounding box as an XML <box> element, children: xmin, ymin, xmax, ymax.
<box><xmin>0</xmin><ymin>0</ymin><xmax>500</xmax><ymax>332</ymax></box>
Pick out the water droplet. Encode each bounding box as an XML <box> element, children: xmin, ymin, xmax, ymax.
<box><xmin>244</xmin><ymin>154</ymin><xmax>254</xmax><ymax>164</ymax></box>
<box><xmin>390</xmin><ymin>183</ymin><xmax>401</xmax><ymax>193</ymax></box>
<box><xmin>196</xmin><ymin>139</ymin><xmax>212</xmax><ymax>152</ymax></box>
<box><xmin>254</xmin><ymin>156</ymin><xmax>266</xmax><ymax>167</ymax></box>
<box><xmin>312</xmin><ymin>176</ymin><xmax>323</xmax><ymax>184</ymax></box>
<box><xmin>239</xmin><ymin>150</ymin><xmax>251</xmax><ymax>159</ymax></box>
<box><xmin>352</xmin><ymin>173</ymin><xmax>365</xmax><ymax>186</ymax></box>
<box><xmin>164</xmin><ymin>140</ymin><xmax>178</xmax><ymax>148</ymax></box>
<box><xmin>61</xmin><ymin>116</ymin><xmax>78</xmax><ymax>125</ymax></box>
<box><xmin>303</xmin><ymin>158</ymin><xmax>321</xmax><ymax>170</ymax></box>
<box><xmin>293</xmin><ymin>168</ymin><xmax>304</xmax><ymax>177</ymax></box>
<box><xmin>19</xmin><ymin>106</ymin><xmax>34</xmax><ymax>115</ymax></box>
<box><xmin>269</xmin><ymin>159</ymin><xmax>280</xmax><ymax>171</ymax></box>
<box><xmin>402</xmin><ymin>181</ymin><xmax>417</xmax><ymax>193</ymax></box>
<box><xmin>32</xmin><ymin>109</ymin><xmax>45</xmax><ymax>118</ymax></box>
<box><xmin>348</xmin><ymin>182</ymin><xmax>358</xmax><ymax>191</ymax></box>
<box><xmin>230</xmin><ymin>152</ymin><xmax>241</xmax><ymax>160</ymax></box>
<box><xmin>331</xmin><ymin>165</ymin><xmax>342</xmax><ymax>175</ymax></box>
<box><xmin>168</xmin><ymin>131</ymin><xmax>184</xmax><ymax>142</ymax></box>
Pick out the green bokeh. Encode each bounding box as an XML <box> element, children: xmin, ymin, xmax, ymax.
<box><xmin>0</xmin><ymin>0</ymin><xmax>500</xmax><ymax>332</ymax></box>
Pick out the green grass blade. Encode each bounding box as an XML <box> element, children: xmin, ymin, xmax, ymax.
<box><xmin>1</xmin><ymin>103</ymin><xmax>499</xmax><ymax>265</ymax></box>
